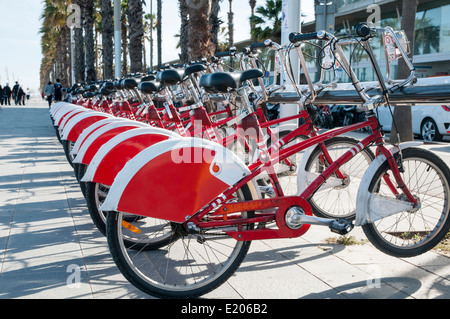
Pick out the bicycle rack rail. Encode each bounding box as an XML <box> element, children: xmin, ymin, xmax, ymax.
<box><xmin>203</xmin><ymin>76</ymin><xmax>450</xmax><ymax>106</ymax></box>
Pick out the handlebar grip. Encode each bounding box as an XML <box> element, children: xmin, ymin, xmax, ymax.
<box><xmin>289</xmin><ymin>32</ymin><xmax>319</xmax><ymax>43</ymax></box>
<box><xmin>214</xmin><ymin>51</ymin><xmax>236</xmax><ymax>58</ymax></box>
<box><xmin>250</xmin><ymin>41</ymin><xmax>271</xmax><ymax>49</ymax></box>
<box><xmin>355</xmin><ymin>23</ymin><xmax>371</xmax><ymax>37</ymax></box>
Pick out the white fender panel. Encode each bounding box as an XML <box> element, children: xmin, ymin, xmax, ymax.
<box><xmin>58</xmin><ymin>109</ymin><xmax>89</xmax><ymax>130</ymax></box>
<box><xmin>355</xmin><ymin>142</ymin><xmax>423</xmax><ymax>226</ymax></box>
<box><xmin>71</xmin><ymin>119</ymin><xmax>148</xmax><ymax>161</ymax></box>
<box><xmin>81</xmin><ymin>127</ymin><xmax>179</xmax><ymax>183</ymax></box>
<box><xmin>59</xmin><ymin>110</ymin><xmax>95</xmax><ymax>135</ymax></box>
<box><xmin>71</xmin><ymin>118</ymin><xmax>127</xmax><ymax>155</ymax></box>
<box><xmin>61</xmin><ymin>111</ymin><xmax>112</xmax><ymax>141</ymax></box>
<box><xmin>100</xmin><ymin>137</ymin><xmax>251</xmax><ymax>222</ymax></box>
<box><xmin>50</xmin><ymin>102</ymin><xmax>73</xmax><ymax>117</ymax></box>
<box><xmin>53</xmin><ymin>106</ymin><xmax>86</xmax><ymax>127</ymax></box>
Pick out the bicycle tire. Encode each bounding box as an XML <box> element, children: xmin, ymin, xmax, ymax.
<box><xmin>304</xmin><ymin>136</ymin><xmax>375</xmax><ymax>219</ymax></box>
<box><xmin>62</xmin><ymin>140</ymin><xmax>75</xmax><ymax>168</ymax></box>
<box><xmin>362</xmin><ymin>147</ymin><xmax>450</xmax><ymax>258</ymax></box>
<box><xmin>76</xmin><ymin>163</ymin><xmax>87</xmax><ymax>197</ymax></box>
<box><xmin>85</xmin><ymin>181</ymin><xmax>110</xmax><ymax>236</ymax></box>
<box><xmin>85</xmin><ymin>182</ymin><xmax>156</xmax><ymax>243</ymax></box>
<box><xmin>106</xmin><ymin>183</ymin><xmax>256</xmax><ymax>299</ymax></box>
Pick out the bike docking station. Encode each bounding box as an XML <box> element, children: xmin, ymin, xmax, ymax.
<box><xmin>48</xmin><ymin>23</ymin><xmax>450</xmax><ymax>299</ymax></box>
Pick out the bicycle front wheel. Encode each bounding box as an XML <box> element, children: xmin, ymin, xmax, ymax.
<box><xmin>304</xmin><ymin>136</ymin><xmax>375</xmax><ymax>219</ymax></box>
<box><xmin>106</xmin><ymin>183</ymin><xmax>256</xmax><ymax>299</ymax></box>
<box><xmin>362</xmin><ymin>147</ymin><xmax>450</xmax><ymax>257</ymax></box>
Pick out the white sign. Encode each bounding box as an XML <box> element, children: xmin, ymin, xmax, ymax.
<box><xmin>322</xmin><ymin>46</ymin><xmax>334</xmax><ymax>69</ymax></box>
<box><xmin>383</xmin><ymin>33</ymin><xmax>398</xmax><ymax>62</ymax></box>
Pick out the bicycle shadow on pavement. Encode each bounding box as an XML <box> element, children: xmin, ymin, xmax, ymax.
<box><xmin>237</xmin><ymin>241</ymin><xmax>346</xmax><ymax>273</ymax></box>
<box><xmin>300</xmin><ymin>277</ymin><xmax>422</xmax><ymax>299</ymax></box>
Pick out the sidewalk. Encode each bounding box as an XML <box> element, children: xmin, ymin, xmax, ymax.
<box><xmin>0</xmin><ymin>99</ymin><xmax>449</xmax><ymax>299</ymax></box>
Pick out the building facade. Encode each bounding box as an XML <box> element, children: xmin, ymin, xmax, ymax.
<box><xmin>301</xmin><ymin>0</ymin><xmax>450</xmax><ymax>81</ymax></box>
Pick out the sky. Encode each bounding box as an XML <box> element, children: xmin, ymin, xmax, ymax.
<box><xmin>0</xmin><ymin>0</ymin><xmax>314</xmax><ymax>93</ymax></box>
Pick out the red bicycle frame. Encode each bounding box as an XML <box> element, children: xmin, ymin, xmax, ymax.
<box><xmin>185</xmin><ymin>113</ymin><xmax>417</xmax><ymax>241</ymax></box>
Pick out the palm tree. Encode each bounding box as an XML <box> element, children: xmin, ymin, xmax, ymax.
<box><xmin>157</xmin><ymin>0</ymin><xmax>162</xmax><ymax>68</ymax></box>
<box><xmin>249</xmin><ymin>0</ymin><xmax>257</xmax><ymax>39</ymax></box>
<box><xmin>143</xmin><ymin>13</ymin><xmax>156</xmax><ymax>70</ymax></box>
<box><xmin>127</xmin><ymin>0</ymin><xmax>144</xmax><ymax>73</ymax></box>
<box><xmin>101</xmin><ymin>0</ymin><xmax>114</xmax><ymax>80</ymax></box>
<box><xmin>73</xmin><ymin>0</ymin><xmax>85</xmax><ymax>83</ymax></box>
<box><xmin>121</xmin><ymin>0</ymin><xmax>129</xmax><ymax>75</ymax></box>
<box><xmin>250</xmin><ymin>0</ymin><xmax>282</xmax><ymax>43</ymax></box>
<box><xmin>40</xmin><ymin>0</ymin><xmax>71</xmax><ymax>88</ymax></box>
<box><xmin>210</xmin><ymin>0</ymin><xmax>222</xmax><ymax>53</ymax></box>
<box><xmin>178</xmin><ymin>0</ymin><xmax>189</xmax><ymax>63</ymax></box>
<box><xmin>227</xmin><ymin>0</ymin><xmax>233</xmax><ymax>49</ymax></box>
<box><xmin>187</xmin><ymin>0</ymin><xmax>215</xmax><ymax>61</ymax></box>
<box><xmin>83</xmin><ymin>0</ymin><xmax>97</xmax><ymax>82</ymax></box>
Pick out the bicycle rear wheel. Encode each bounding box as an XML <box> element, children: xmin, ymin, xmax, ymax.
<box><xmin>106</xmin><ymin>183</ymin><xmax>256</xmax><ymax>299</ymax></box>
<box><xmin>362</xmin><ymin>147</ymin><xmax>450</xmax><ymax>257</ymax></box>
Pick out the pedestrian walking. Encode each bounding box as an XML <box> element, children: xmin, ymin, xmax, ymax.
<box><xmin>0</xmin><ymin>85</ymin><xmax>4</xmax><ymax>106</ymax></box>
<box><xmin>4</xmin><ymin>83</ymin><xmax>11</xmax><ymax>105</ymax></box>
<box><xmin>18</xmin><ymin>87</ymin><xmax>25</xmax><ymax>105</ymax></box>
<box><xmin>44</xmin><ymin>81</ymin><xmax>54</xmax><ymax>108</ymax></box>
<box><xmin>54</xmin><ymin>79</ymin><xmax>62</xmax><ymax>102</ymax></box>
<box><xmin>12</xmin><ymin>81</ymin><xmax>20</xmax><ymax>105</ymax></box>
<box><xmin>0</xmin><ymin>85</ymin><xmax>3</xmax><ymax>109</ymax></box>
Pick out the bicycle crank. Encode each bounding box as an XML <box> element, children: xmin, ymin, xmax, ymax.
<box><xmin>285</xmin><ymin>206</ymin><xmax>354</xmax><ymax>235</ymax></box>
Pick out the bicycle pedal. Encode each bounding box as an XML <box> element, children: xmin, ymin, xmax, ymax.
<box><xmin>329</xmin><ymin>219</ymin><xmax>354</xmax><ymax>235</ymax></box>
<box><xmin>259</xmin><ymin>186</ymin><xmax>275</xmax><ymax>197</ymax></box>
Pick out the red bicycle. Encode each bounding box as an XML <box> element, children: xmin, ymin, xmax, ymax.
<box><xmin>100</xmin><ymin>24</ymin><xmax>450</xmax><ymax>299</ymax></box>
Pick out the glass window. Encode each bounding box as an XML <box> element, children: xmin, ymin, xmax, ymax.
<box><xmin>439</xmin><ymin>5</ymin><xmax>450</xmax><ymax>52</ymax></box>
<box><xmin>414</xmin><ymin>6</ymin><xmax>441</xmax><ymax>55</ymax></box>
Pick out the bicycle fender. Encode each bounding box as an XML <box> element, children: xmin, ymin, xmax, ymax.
<box><xmin>71</xmin><ymin>118</ymin><xmax>128</xmax><ymax>155</ymax></box>
<box><xmin>72</xmin><ymin>120</ymin><xmax>149</xmax><ymax>164</ymax></box>
<box><xmin>50</xmin><ymin>102</ymin><xmax>74</xmax><ymax>117</ymax></box>
<box><xmin>100</xmin><ymin>137</ymin><xmax>251</xmax><ymax>223</ymax></box>
<box><xmin>53</xmin><ymin>104</ymin><xmax>86</xmax><ymax>127</ymax></box>
<box><xmin>80</xmin><ymin>127</ymin><xmax>179</xmax><ymax>186</ymax></box>
<box><xmin>57</xmin><ymin>109</ymin><xmax>88</xmax><ymax>129</ymax></box>
<box><xmin>355</xmin><ymin>142</ymin><xmax>423</xmax><ymax>226</ymax></box>
<box><xmin>296</xmin><ymin>145</ymin><xmax>317</xmax><ymax>195</ymax></box>
<box><xmin>50</xmin><ymin>102</ymin><xmax>72</xmax><ymax>120</ymax></box>
<box><xmin>61</xmin><ymin>111</ymin><xmax>113</xmax><ymax>142</ymax></box>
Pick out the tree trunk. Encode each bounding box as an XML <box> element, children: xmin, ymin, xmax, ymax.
<box><xmin>228</xmin><ymin>0</ymin><xmax>234</xmax><ymax>49</ymax></box>
<box><xmin>249</xmin><ymin>0</ymin><xmax>256</xmax><ymax>40</ymax></box>
<box><xmin>127</xmin><ymin>0</ymin><xmax>144</xmax><ymax>73</ymax></box>
<box><xmin>157</xmin><ymin>0</ymin><xmax>162</xmax><ymax>68</ymax></box>
<box><xmin>179</xmin><ymin>0</ymin><xmax>189</xmax><ymax>63</ymax></box>
<box><xmin>84</xmin><ymin>0</ymin><xmax>97</xmax><ymax>82</ymax></box>
<box><xmin>210</xmin><ymin>0</ymin><xmax>221</xmax><ymax>53</ymax></box>
<box><xmin>389</xmin><ymin>0</ymin><xmax>418</xmax><ymax>144</ymax></box>
<box><xmin>74</xmin><ymin>0</ymin><xmax>85</xmax><ymax>83</ymax></box>
<box><xmin>121</xmin><ymin>13</ymin><xmax>129</xmax><ymax>75</ymax></box>
<box><xmin>187</xmin><ymin>0</ymin><xmax>215</xmax><ymax>61</ymax></box>
<box><xmin>101</xmin><ymin>0</ymin><xmax>114</xmax><ymax>80</ymax></box>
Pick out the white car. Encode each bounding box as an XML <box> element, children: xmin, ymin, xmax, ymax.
<box><xmin>375</xmin><ymin>104</ymin><xmax>450</xmax><ymax>142</ymax></box>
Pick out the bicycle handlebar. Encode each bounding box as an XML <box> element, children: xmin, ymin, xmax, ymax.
<box><xmin>355</xmin><ymin>23</ymin><xmax>371</xmax><ymax>37</ymax></box>
<box><xmin>250</xmin><ymin>41</ymin><xmax>271</xmax><ymax>49</ymax></box>
<box><xmin>214</xmin><ymin>48</ymin><xmax>237</xmax><ymax>58</ymax></box>
<box><xmin>289</xmin><ymin>30</ymin><xmax>329</xmax><ymax>43</ymax></box>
